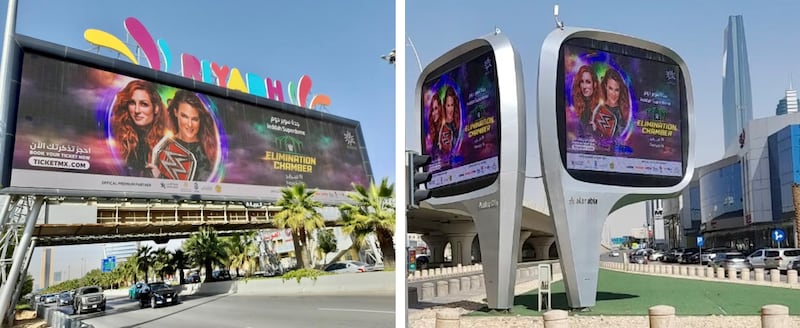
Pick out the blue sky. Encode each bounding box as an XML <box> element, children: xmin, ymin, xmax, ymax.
<box><xmin>1</xmin><ymin>0</ymin><xmax>393</xmax><ymax>288</ymax></box>
<box><xmin>405</xmin><ymin>0</ymin><xmax>799</xmax><ymax>238</ymax></box>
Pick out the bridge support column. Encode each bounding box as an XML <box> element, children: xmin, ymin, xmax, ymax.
<box><xmin>421</xmin><ymin>234</ymin><xmax>447</xmax><ymax>265</ymax></box>
<box><xmin>518</xmin><ymin>231</ymin><xmax>532</xmax><ymax>262</ymax></box>
<box><xmin>0</xmin><ymin>196</ymin><xmax>43</xmax><ymax>327</ymax></box>
<box><xmin>531</xmin><ymin>236</ymin><xmax>556</xmax><ymax>260</ymax></box>
<box><xmin>446</xmin><ymin>233</ymin><xmax>477</xmax><ymax>266</ymax></box>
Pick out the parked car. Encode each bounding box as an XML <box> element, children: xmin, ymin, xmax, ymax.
<box><xmin>58</xmin><ymin>292</ymin><xmax>73</xmax><ymax>306</ymax></box>
<box><xmin>73</xmin><ymin>286</ymin><xmax>106</xmax><ymax>315</ymax></box>
<box><xmin>138</xmin><ymin>282</ymin><xmax>180</xmax><ymax>309</ymax></box>
<box><xmin>710</xmin><ymin>252</ymin><xmax>750</xmax><ymax>276</ymax></box>
<box><xmin>43</xmin><ymin>294</ymin><xmax>58</xmax><ymax>304</ymax></box>
<box><xmin>186</xmin><ymin>272</ymin><xmax>201</xmax><ymax>283</ymax></box>
<box><xmin>648</xmin><ymin>250</ymin><xmax>665</xmax><ymax>261</ymax></box>
<box><xmin>630</xmin><ymin>253</ymin><xmax>649</xmax><ymax>264</ymax></box>
<box><xmin>212</xmin><ymin>269</ymin><xmax>232</xmax><ymax>281</ymax></box>
<box><xmin>609</xmin><ymin>250</ymin><xmax>620</xmax><ymax>257</ymax></box>
<box><xmin>746</xmin><ymin>248</ymin><xmax>800</xmax><ymax>270</ymax></box>
<box><xmin>416</xmin><ymin>255</ymin><xmax>430</xmax><ymax>268</ymax></box>
<box><xmin>324</xmin><ymin>261</ymin><xmax>369</xmax><ymax>273</ymax></box>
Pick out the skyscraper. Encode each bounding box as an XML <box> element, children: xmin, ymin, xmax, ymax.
<box><xmin>722</xmin><ymin>15</ymin><xmax>753</xmax><ymax>151</ymax></box>
<box><xmin>39</xmin><ymin>247</ymin><xmax>54</xmax><ymax>289</ymax></box>
<box><xmin>776</xmin><ymin>83</ymin><xmax>798</xmax><ymax>116</ymax></box>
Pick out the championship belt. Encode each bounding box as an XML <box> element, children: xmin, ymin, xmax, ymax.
<box><xmin>151</xmin><ymin>136</ymin><xmax>197</xmax><ymax>180</ymax></box>
<box><xmin>591</xmin><ymin>106</ymin><xmax>618</xmax><ymax>139</ymax></box>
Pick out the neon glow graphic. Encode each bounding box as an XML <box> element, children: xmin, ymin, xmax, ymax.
<box><xmin>84</xmin><ymin>17</ymin><xmax>331</xmax><ymax>110</ymax></box>
<box><xmin>562</xmin><ymin>44</ymin><xmax>683</xmax><ymax>177</ymax></box>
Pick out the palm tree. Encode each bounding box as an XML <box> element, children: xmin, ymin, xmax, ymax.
<box><xmin>152</xmin><ymin>248</ymin><xmax>174</xmax><ymax>282</ymax></box>
<box><xmin>339</xmin><ymin>178</ymin><xmax>396</xmax><ymax>267</ymax></box>
<box><xmin>225</xmin><ymin>231</ymin><xmax>259</xmax><ymax>277</ymax></box>
<box><xmin>171</xmin><ymin>250</ymin><xmax>189</xmax><ymax>285</ymax></box>
<box><xmin>121</xmin><ymin>255</ymin><xmax>140</xmax><ymax>284</ymax></box>
<box><xmin>136</xmin><ymin>245</ymin><xmax>154</xmax><ymax>283</ymax></box>
<box><xmin>184</xmin><ymin>226</ymin><xmax>228</xmax><ymax>282</ymax></box>
<box><xmin>273</xmin><ymin>183</ymin><xmax>325</xmax><ymax>269</ymax></box>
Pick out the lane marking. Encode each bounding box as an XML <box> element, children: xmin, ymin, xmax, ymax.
<box><xmin>318</xmin><ymin>308</ymin><xmax>394</xmax><ymax>314</ymax></box>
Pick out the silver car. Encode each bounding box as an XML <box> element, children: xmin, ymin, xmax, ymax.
<box><xmin>710</xmin><ymin>252</ymin><xmax>749</xmax><ymax>276</ymax></box>
<box><xmin>323</xmin><ymin>261</ymin><xmax>369</xmax><ymax>273</ymax></box>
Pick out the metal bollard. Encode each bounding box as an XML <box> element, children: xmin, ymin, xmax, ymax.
<box><xmin>408</xmin><ymin>287</ymin><xmax>419</xmax><ymax>307</ymax></box>
<box><xmin>421</xmin><ymin>282</ymin><xmax>435</xmax><ymax>300</ymax></box>
<box><xmin>435</xmin><ymin>309</ymin><xmax>461</xmax><ymax>328</ymax></box>
<box><xmin>543</xmin><ymin>309</ymin><xmax>569</xmax><ymax>328</ymax></box>
<box><xmin>649</xmin><ymin>305</ymin><xmax>676</xmax><ymax>328</ymax></box>
<box><xmin>770</xmin><ymin>269</ymin><xmax>780</xmax><ymax>283</ymax></box>
<box><xmin>761</xmin><ymin>304</ymin><xmax>789</xmax><ymax>328</ymax></box>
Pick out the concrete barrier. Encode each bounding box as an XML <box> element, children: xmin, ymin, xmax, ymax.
<box><xmin>755</xmin><ymin>268</ymin><xmax>765</xmax><ymax>281</ymax></box>
<box><xmin>788</xmin><ymin>270</ymin><xmax>798</xmax><ymax>284</ymax></box>
<box><xmin>421</xmin><ymin>282</ymin><xmax>435</xmax><ymax>300</ymax></box>
<box><xmin>543</xmin><ymin>309</ymin><xmax>569</xmax><ymax>328</ymax></box>
<box><xmin>761</xmin><ymin>304</ymin><xmax>789</xmax><ymax>328</ymax></box>
<box><xmin>448</xmin><ymin>279</ymin><xmax>460</xmax><ymax>295</ymax></box>
<box><xmin>770</xmin><ymin>269</ymin><xmax>781</xmax><ymax>283</ymax></box>
<box><xmin>470</xmin><ymin>275</ymin><xmax>480</xmax><ymax>290</ymax></box>
<box><xmin>234</xmin><ymin>271</ymin><xmax>394</xmax><ymax>296</ymax></box>
<box><xmin>436</xmin><ymin>281</ymin><xmax>448</xmax><ymax>297</ymax></box>
<box><xmin>679</xmin><ymin>266</ymin><xmax>686</xmax><ymax>275</ymax></box>
<box><xmin>435</xmin><ymin>309</ymin><xmax>460</xmax><ymax>328</ymax></box>
<box><xmin>728</xmin><ymin>268</ymin><xmax>737</xmax><ymax>281</ymax></box>
<box><xmin>706</xmin><ymin>266</ymin><xmax>714</xmax><ymax>278</ymax></box>
<box><xmin>742</xmin><ymin>269</ymin><xmax>750</xmax><ymax>281</ymax></box>
<box><xmin>649</xmin><ymin>305</ymin><xmax>675</xmax><ymax>328</ymax></box>
<box><xmin>460</xmin><ymin>277</ymin><xmax>471</xmax><ymax>291</ymax></box>
<box><xmin>716</xmin><ymin>267</ymin><xmax>725</xmax><ymax>279</ymax></box>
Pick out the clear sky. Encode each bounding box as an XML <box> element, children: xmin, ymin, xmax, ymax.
<box><xmin>405</xmin><ymin>1</ymin><xmax>797</xmax><ymax>239</ymax></box>
<box><xmin>0</xmin><ymin>0</ymin><xmax>393</xmax><ymax>288</ymax></box>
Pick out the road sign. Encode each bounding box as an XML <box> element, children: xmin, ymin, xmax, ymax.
<box><xmin>696</xmin><ymin>236</ymin><xmax>704</xmax><ymax>247</ymax></box>
<box><xmin>772</xmin><ymin>229</ymin><xmax>786</xmax><ymax>242</ymax></box>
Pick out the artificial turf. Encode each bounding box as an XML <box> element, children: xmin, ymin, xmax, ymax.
<box><xmin>468</xmin><ymin>269</ymin><xmax>800</xmax><ymax>316</ymax></box>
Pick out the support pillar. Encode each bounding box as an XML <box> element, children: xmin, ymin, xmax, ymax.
<box><xmin>446</xmin><ymin>233</ymin><xmax>477</xmax><ymax>266</ymax></box>
<box><xmin>421</xmin><ymin>234</ymin><xmax>447</xmax><ymax>265</ymax></box>
<box><xmin>531</xmin><ymin>236</ymin><xmax>556</xmax><ymax>261</ymax></box>
<box><xmin>0</xmin><ymin>196</ymin><xmax>43</xmax><ymax>327</ymax></box>
<box><xmin>518</xmin><ymin>231</ymin><xmax>532</xmax><ymax>262</ymax></box>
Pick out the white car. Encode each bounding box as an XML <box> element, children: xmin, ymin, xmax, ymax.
<box><xmin>609</xmin><ymin>250</ymin><xmax>620</xmax><ymax>257</ymax></box>
<box><xmin>323</xmin><ymin>261</ymin><xmax>369</xmax><ymax>273</ymax></box>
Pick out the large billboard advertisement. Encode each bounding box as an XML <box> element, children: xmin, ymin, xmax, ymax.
<box><xmin>421</xmin><ymin>47</ymin><xmax>500</xmax><ymax>195</ymax></box>
<box><xmin>9</xmin><ymin>51</ymin><xmax>370</xmax><ymax>203</ymax></box>
<box><xmin>558</xmin><ymin>38</ymin><xmax>687</xmax><ymax>187</ymax></box>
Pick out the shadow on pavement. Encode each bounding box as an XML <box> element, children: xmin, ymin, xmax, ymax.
<box><xmin>117</xmin><ymin>294</ymin><xmax>232</xmax><ymax>328</ymax></box>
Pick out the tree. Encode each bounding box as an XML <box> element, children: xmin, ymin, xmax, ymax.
<box><xmin>136</xmin><ymin>245</ymin><xmax>154</xmax><ymax>283</ymax></box>
<box><xmin>16</xmin><ymin>274</ymin><xmax>33</xmax><ymax>304</ymax></box>
<box><xmin>183</xmin><ymin>226</ymin><xmax>228</xmax><ymax>282</ymax></box>
<box><xmin>171</xmin><ymin>250</ymin><xmax>189</xmax><ymax>285</ymax></box>
<box><xmin>339</xmin><ymin>177</ymin><xmax>396</xmax><ymax>267</ymax></box>
<box><xmin>273</xmin><ymin>183</ymin><xmax>325</xmax><ymax>269</ymax></box>
<box><xmin>316</xmin><ymin>229</ymin><xmax>337</xmax><ymax>267</ymax></box>
<box><xmin>225</xmin><ymin>231</ymin><xmax>259</xmax><ymax>278</ymax></box>
<box><xmin>152</xmin><ymin>248</ymin><xmax>174</xmax><ymax>282</ymax></box>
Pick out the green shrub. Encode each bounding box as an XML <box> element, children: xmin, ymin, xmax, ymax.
<box><xmin>281</xmin><ymin>268</ymin><xmax>328</xmax><ymax>284</ymax></box>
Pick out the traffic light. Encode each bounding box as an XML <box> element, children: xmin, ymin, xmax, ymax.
<box><xmin>407</xmin><ymin>151</ymin><xmax>432</xmax><ymax>208</ymax></box>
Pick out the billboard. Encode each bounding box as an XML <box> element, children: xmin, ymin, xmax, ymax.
<box><xmin>420</xmin><ymin>46</ymin><xmax>500</xmax><ymax>196</ymax></box>
<box><xmin>558</xmin><ymin>38</ymin><xmax>688</xmax><ymax>187</ymax></box>
<box><xmin>7</xmin><ymin>40</ymin><xmax>371</xmax><ymax>203</ymax></box>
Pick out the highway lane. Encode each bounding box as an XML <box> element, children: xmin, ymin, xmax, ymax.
<box><xmin>76</xmin><ymin>294</ymin><xmax>394</xmax><ymax>328</ymax></box>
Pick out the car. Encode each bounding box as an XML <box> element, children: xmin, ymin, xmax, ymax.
<box><xmin>138</xmin><ymin>282</ymin><xmax>180</xmax><ymax>309</ymax></box>
<box><xmin>710</xmin><ymin>252</ymin><xmax>750</xmax><ymax>276</ymax></box>
<box><xmin>648</xmin><ymin>250</ymin><xmax>665</xmax><ymax>261</ymax></box>
<box><xmin>212</xmin><ymin>269</ymin><xmax>232</xmax><ymax>281</ymax></box>
<box><xmin>129</xmin><ymin>282</ymin><xmax>145</xmax><ymax>299</ymax></box>
<box><xmin>746</xmin><ymin>248</ymin><xmax>800</xmax><ymax>270</ymax></box>
<box><xmin>58</xmin><ymin>292</ymin><xmax>73</xmax><ymax>306</ymax></box>
<box><xmin>43</xmin><ymin>294</ymin><xmax>58</xmax><ymax>304</ymax></box>
<box><xmin>324</xmin><ymin>260</ymin><xmax>369</xmax><ymax>273</ymax></box>
<box><xmin>186</xmin><ymin>272</ymin><xmax>201</xmax><ymax>283</ymax></box>
<box><xmin>609</xmin><ymin>250</ymin><xmax>620</xmax><ymax>257</ymax></box>
<box><xmin>73</xmin><ymin>286</ymin><xmax>106</xmax><ymax>315</ymax></box>
<box><xmin>415</xmin><ymin>255</ymin><xmax>430</xmax><ymax>268</ymax></box>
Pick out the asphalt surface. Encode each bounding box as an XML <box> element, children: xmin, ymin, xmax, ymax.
<box><xmin>63</xmin><ymin>294</ymin><xmax>394</xmax><ymax>328</ymax></box>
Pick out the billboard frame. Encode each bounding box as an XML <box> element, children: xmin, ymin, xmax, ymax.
<box><xmin>538</xmin><ymin>27</ymin><xmax>695</xmax><ymax>309</ymax></box>
<box><xmin>0</xmin><ymin>34</ymin><xmax>374</xmax><ymax>203</ymax></box>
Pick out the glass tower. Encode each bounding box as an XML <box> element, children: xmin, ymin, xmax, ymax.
<box><xmin>722</xmin><ymin>15</ymin><xmax>753</xmax><ymax>150</ymax></box>
<box><xmin>776</xmin><ymin>86</ymin><xmax>798</xmax><ymax>116</ymax></box>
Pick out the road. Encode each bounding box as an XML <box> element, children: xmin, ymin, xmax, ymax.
<box><xmin>60</xmin><ymin>293</ymin><xmax>393</xmax><ymax>328</ymax></box>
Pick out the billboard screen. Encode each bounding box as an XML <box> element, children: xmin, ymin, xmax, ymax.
<box><xmin>421</xmin><ymin>46</ymin><xmax>500</xmax><ymax>195</ymax></box>
<box><xmin>558</xmin><ymin>38</ymin><xmax>687</xmax><ymax>187</ymax></box>
<box><xmin>10</xmin><ymin>52</ymin><xmax>370</xmax><ymax>203</ymax></box>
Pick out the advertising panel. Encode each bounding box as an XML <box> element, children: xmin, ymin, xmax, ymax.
<box><xmin>421</xmin><ymin>48</ymin><xmax>500</xmax><ymax>192</ymax></box>
<box><xmin>560</xmin><ymin>39</ymin><xmax>684</xmax><ymax>181</ymax></box>
<box><xmin>10</xmin><ymin>52</ymin><xmax>369</xmax><ymax>203</ymax></box>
